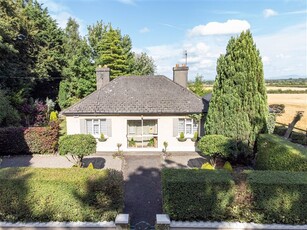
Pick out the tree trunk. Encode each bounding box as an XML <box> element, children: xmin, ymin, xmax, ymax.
<box><xmin>284</xmin><ymin>112</ymin><xmax>304</xmax><ymax>139</ymax></box>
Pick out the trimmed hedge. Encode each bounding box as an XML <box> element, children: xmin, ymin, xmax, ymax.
<box><xmin>244</xmin><ymin>171</ymin><xmax>307</xmax><ymax>224</ymax></box>
<box><xmin>0</xmin><ymin>122</ymin><xmax>59</xmax><ymax>156</ymax></box>
<box><xmin>162</xmin><ymin>169</ymin><xmax>307</xmax><ymax>224</ymax></box>
<box><xmin>255</xmin><ymin>134</ymin><xmax>307</xmax><ymax>171</ymax></box>
<box><xmin>162</xmin><ymin>169</ymin><xmax>235</xmax><ymax>221</ymax></box>
<box><xmin>0</xmin><ymin>168</ymin><xmax>123</xmax><ymax>222</ymax></box>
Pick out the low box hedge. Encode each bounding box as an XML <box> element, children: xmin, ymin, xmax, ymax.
<box><xmin>255</xmin><ymin>134</ymin><xmax>307</xmax><ymax>171</ymax></box>
<box><xmin>162</xmin><ymin>169</ymin><xmax>307</xmax><ymax>224</ymax></box>
<box><xmin>245</xmin><ymin>170</ymin><xmax>307</xmax><ymax>224</ymax></box>
<box><xmin>0</xmin><ymin>168</ymin><xmax>123</xmax><ymax>222</ymax></box>
<box><xmin>162</xmin><ymin>168</ymin><xmax>235</xmax><ymax>221</ymax></box>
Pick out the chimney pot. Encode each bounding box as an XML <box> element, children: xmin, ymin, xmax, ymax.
<box><xmin>96</xmin><ymin>66</ymin><xmax>110</xmax><ymax>90</ymax></box>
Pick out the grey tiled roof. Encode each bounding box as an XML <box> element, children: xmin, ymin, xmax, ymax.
<box><xmin>62</xmin><ymin>75</ymin><xmax>206</xmax><ymax>115</ymax></box>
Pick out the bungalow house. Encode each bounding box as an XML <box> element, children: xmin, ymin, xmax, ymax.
<box><xmin>62</xmin><ymin>65</ymin><xmax>208</xmax><ymax>152</ymax></box>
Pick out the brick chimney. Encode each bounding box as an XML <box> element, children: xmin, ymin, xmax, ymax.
<box><xmin>96</xmin><ymin>65</ymin><xmax>110</xmax><ymax>90</ymax></box>
<box><xmin>173</xmin><ymin>64</ymin><xmax>189</xmax><ymax>88</ymax></box>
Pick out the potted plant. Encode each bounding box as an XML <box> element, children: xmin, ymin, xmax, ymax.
<box><xmin>98</xmin><ymin>133</ymin><xmax>107</xmax><ymax>142</ymax></box>
<box><xmin>128</xmin><ymin>138</ymin><xmax>136</xmax><ymax>147</ymax></box>
<box><xmin>177</xmin><ymin>132</ymin><xmax>187</xmax><ymax>142</ymax></box>
<box><xmin>162</xmin><ymin>141</ymin><xmax>171</xmax><ymax>160</ymax></box>
<box><xmin>191</xmin><ymin>131</ymin><xmax>198</xmax><ymax>142</ymax></box>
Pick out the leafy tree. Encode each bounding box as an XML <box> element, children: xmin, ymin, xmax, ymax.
<box><xmin>188</xmin><ymin>75</ymin><xmax>207</xmax><ymax>97</ymax></box>
<box><xmin>205</xmin><ymin>31</ymin><xmax>268</xmax><ymax>156</ymax></box>
<box><xmin>0</xmin><ymin>0</ymin><xmax>65</xmax><ymax>106</ymax></box>
<box><xmin>0</xmin><ymin>90</ymin><xmax>20</xmax><ymax>127</ymax></box>
<box><xmin>59</xmin><ymin>18</ymin><xmax>94</xmax><ymax>109</ymax></box>
<box><xmin>130</xmin><ymin>52</ymin><xmax>156</xmax><ymax>75</ymax></box>
<box><xmin>88</xmin><ymin>22</ymin><xmax>133</xmax><ymax>79</ymax></box>
<box><xmin>59</xmin><ymin>134</ymin><xmax>97</xmax><ymax>167</ymax></box>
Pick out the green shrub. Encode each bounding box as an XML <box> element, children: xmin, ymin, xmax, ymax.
<box><xmin>255</xmin><ymin>134</ymin><xmax>307</xmax><ymax>171</ymax></box>
<box><xmin>244</xmin><ymin>170</ymin><xmax>307</xmax><ymax>224</ymax></box>
<box><xmin>0</xmin><ymin>122</ymin><xmax>59</xmax><ymax>156</ymax></box>
<box><xmin>59</xmin><ymin>134</ymin><xmax>96</xmax><ymax>167</ymax></box>
<box><xmin>162</xmin><ymin>168</ymin><xmax>235</xmax><ymax>221</ymax></box>
<box><xmin>198</xmin><ymin>135</ymin><xmax>238</xmax><ymax>159</ymax></box>
<box><xmin>273</xmin><ymin>125</ymin><xmax>287</xmax><ymax>136</ymax></box>
<box><xmin>223</xmin><ymin>161</ymin><xmax>233</xmax><ymax>172</ymax></box>
<box><xmin>290</xmin><ymin>132</ymin><xmax>306</xmax><ymax>145</ymax></box>
<box><xmin>179</xmin><ymin>132</ymin><xmax>185</xmax><ymax>139</ymax></box>
<box><xmin>0</xmin><ymin>168</ymin><xmax>123</xmax><ymax>222</ymax></box>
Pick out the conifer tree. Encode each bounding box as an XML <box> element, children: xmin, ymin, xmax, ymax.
<box><xmin>205</xmin><ymin>31</ymin><xmax>268</xmax><ymax>154</ymax></box>
<box><xmin>59</xmin><ymin>18</ymin><xmax>94</xmax><ymax>108</ymax></box>
<box><xmin>88</xmin><ymin>22</ymin><xmax>133</xmax><ymax>79</ymax></box>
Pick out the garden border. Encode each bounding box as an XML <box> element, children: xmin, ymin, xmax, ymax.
<box><xmin>156</xmin><ymin>214</ymin><xmax>307</xmax><ymax>230</ymax></box>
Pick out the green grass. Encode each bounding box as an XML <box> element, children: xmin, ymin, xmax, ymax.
<box><xmin>0</xmin><ymin>168</ymin><xmax>123</xmax><ymax>222</ymax></box>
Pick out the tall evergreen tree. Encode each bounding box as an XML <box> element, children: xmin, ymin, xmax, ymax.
<box><xmin>58</xmin><ymin>18</ymin><xmax>94</xmax><ymax>109</ymax></box>
<box><xmin>88</xmin><ymin>22</ymin><xmax>133</xmax><ymax>79</ymax></box>
<box><xmin>205</xmin><ymin>31</ymin><xmax>268</xmax><ymax>154</ymax></box>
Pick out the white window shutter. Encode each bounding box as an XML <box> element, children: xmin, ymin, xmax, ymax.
<box><xmin>173</xmin><ymin>118</ymin><xmax>178</xmax><ymax>137</ymax></box>
<box><xmin>106</xmin><ymin>119</ymin><xmax>112</xmax><ymax>137</ymax></box>
<box><xmin>80</xmin><ymin>119</ymin><xmax>86</xmax><ymax>134</ymax></box>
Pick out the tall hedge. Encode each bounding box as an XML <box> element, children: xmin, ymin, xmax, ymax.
<box><xmin>205</xmin><ymin>31</ymin><xmax>268</xmax><ymax>154</ymax></box>
<box><xmin>162</xmin><ymin>169</ymin><xmax>307</xmax><ymax>224</ymax></box>
<box><xmin>0</xmin><ymin>122</ymin><xmax>59</xmax><ymax>156</ymax></box>
<box><xmin>245</xmin><ymin>170</ymin><xmax>307</xmax><ymax>224</ymax></box>
<box><xmin>162</xmin><ymin>169</ymin><xmax>235</xmax><ymax>221</ymax></box>
<box><xmin>0</xmin><ymin>168</ymin><xmax>123</xmax><ymax>222</ymax></box>
<box><xmin>255</xmin><ymin>134</ymin><xmax>307</xmax><ymax>171</ymax></box>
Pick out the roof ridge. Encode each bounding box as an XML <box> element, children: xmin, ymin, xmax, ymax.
<box><xmin>159</xmin><ymin>75</ymin><xmax>203</xmax><ymax>100</ymax></box>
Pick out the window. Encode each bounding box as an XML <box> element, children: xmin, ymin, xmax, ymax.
<box><xmin>127</xmin><ymin>119</ymin><xmax>158</xmax><ymax>148</ymax></box>
<box><xmin>86</xmin><ymin>119</ymin><xmax>107</xmax><ymax>136</ymax></box>
<box><xmin>178</xmin><ymin>118</ymin><xmax>198</xmax><ymax>136</ymax></box>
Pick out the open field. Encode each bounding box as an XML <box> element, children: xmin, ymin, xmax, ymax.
<box><xmin>268</xmin><ymin>94</ymin><xmax>307</xmax><ymax>131</ymax></box>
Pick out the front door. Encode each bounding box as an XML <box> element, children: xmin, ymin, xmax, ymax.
<box><xmin>127</xmin><ymin>119</ymin><xmax>158</xmax><ymax>149</ymax></box>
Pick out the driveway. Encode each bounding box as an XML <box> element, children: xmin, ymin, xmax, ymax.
<box><xmin>123</xmin><ymin>154</ymin><xmax>162</xmax><ymax>228</ymax></box>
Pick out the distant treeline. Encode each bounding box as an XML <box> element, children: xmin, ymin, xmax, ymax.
<box><xmin>267</xmin><ymin>89</ymin><xmax>307</xmax><ymax>94</ymax></box>
<box><xmin>193</xmin><ymin>78</ymin><xmax>307</xmax><ymax>87</ymax></box>
<box><xmin>265</xmin><ymin>78</ymin><xmax>307</xmax><ymax>87</ymax></box>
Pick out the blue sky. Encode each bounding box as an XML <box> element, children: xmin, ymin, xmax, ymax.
<box><xmin>39</xmin><ymin>0</ymin><xmax>307</xmax><ymax>80</ymax></box>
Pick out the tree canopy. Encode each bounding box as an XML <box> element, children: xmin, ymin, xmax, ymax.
<box><xmin>0</xmin><ymin>1</ymin><xmax>156</xmax><ymax>121</ymax></box>
<box><xmin>204</xmin><ymin>30</ymin><xmax>268</xmax><ymax>156</ymax></box>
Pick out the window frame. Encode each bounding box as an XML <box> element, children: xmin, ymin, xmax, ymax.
<box><xmin>178</xmin><ymin>118</ymin><xmax>199</xmax><ymax>137</ymax></box>
<box><xmin>86</xmin><ymin>119</ymin><xmax>107</xmax><ymax>138</ymax></box>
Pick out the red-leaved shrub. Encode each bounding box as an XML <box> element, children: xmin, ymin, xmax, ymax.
<box><xmin>0</xmin><ymin>122</ymin><xmax>59</xmax><ymax>156</ymax></box>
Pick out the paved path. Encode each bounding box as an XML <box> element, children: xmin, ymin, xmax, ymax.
<box><xmin>123</xmin><ymin>155</ymin><xmax>162</xmax><ymax>228</ymax></box>
<box><xmin>0</xmin><ymin>154</ymin><xmax>122</xmax><ymax>170</ymax></box>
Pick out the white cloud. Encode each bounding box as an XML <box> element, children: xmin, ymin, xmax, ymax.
<box><xmin>38</xmin><ymin>0</ymin><xmax>86</xmax><ymax>35</ymax></box>
<box><xmin>117</xmin><ymin>0</ymin><xmax>136</xmax><ymax>5</ymax></box>
<box><xmin>263</xmin><ymin>9</ymin><xmax>278</xmax><ymax>18</ymax></box>
<box><xmin>188</xmin><ymin>20</ymin><xmax>250</xmax><ymax>36</ymax></box>
<box><xmin>139</xmin><ymin>27</ymin><xmax>150</xmax><ymax>33</ymax></box>
<box><xmin>254</xmin><ymin>23</ymin><xmax>306</xmax><ymax>78</ymax></box>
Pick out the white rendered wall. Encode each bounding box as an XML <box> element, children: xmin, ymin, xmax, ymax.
<box><xmin>65</xmin><ymin>115</ymin><xmax>198</xmax><ymax>152</ymax></box>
